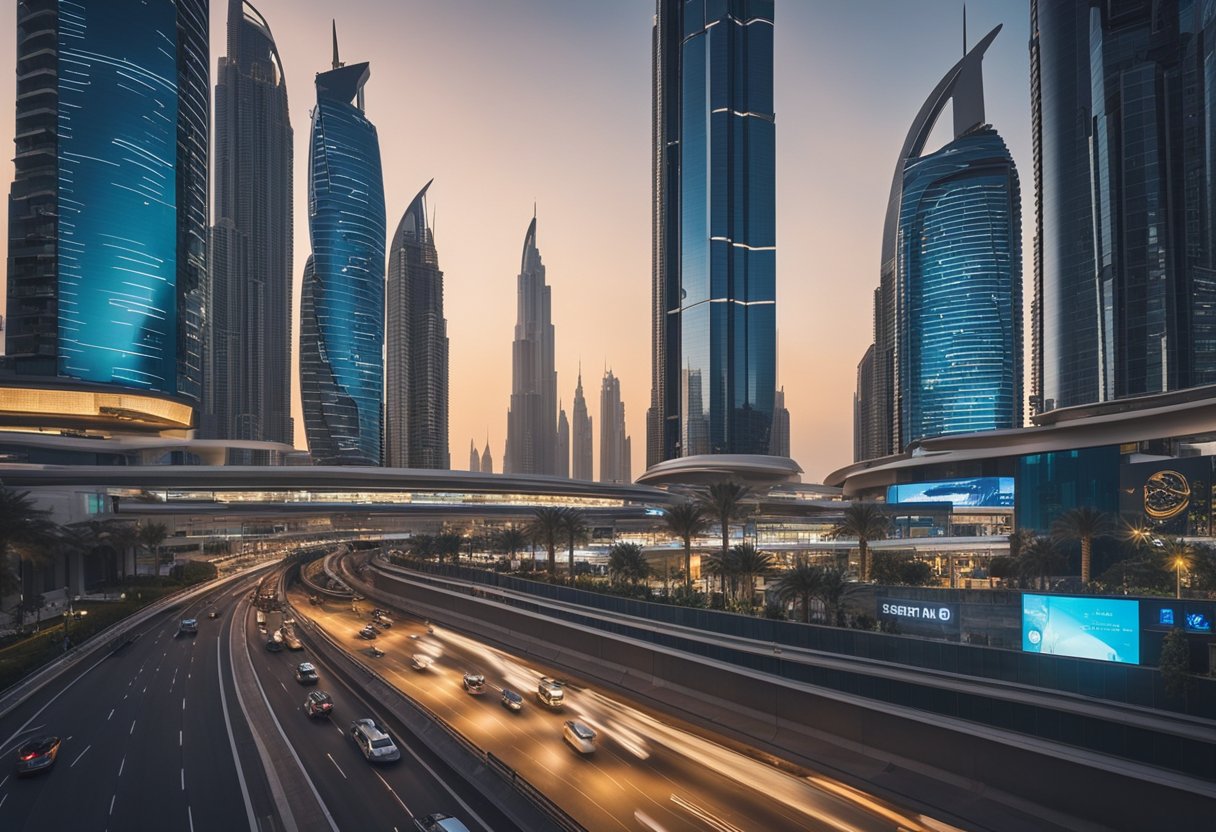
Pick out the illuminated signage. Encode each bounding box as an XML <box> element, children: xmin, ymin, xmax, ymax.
<box><xmin>886</xmin><ymin>477</ymin><xmax>1014</xmax><ymax>508</ymax></box>
<box><xmin>877</xmin><ymin>598</ymin><xmax>960</xmax><ymax>638</ymax></box>
<box><xmin>1022</xmin><ymin>594</ymin><xmax>1139</xmax><ymax>664</ymax></box>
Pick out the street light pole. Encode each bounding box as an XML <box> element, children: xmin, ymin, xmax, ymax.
<box><xmin>1176</xmin><ymin>558</ymin><xmax>1184</xmax><ymax>599</ymax></box>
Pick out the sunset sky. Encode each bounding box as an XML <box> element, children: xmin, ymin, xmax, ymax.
<box><xmin>0</xmin><ymin>0</ymin><xmax>1033</xmax><ymax>482</ymax></box>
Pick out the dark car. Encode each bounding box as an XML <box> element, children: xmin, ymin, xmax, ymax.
<box><xmin>462</xmin><ymin>673</ymin><xmax>485</xmax><ymax>695</ymax></box>
<box><xmin>304</xmin><ymin>690</ymin><xmax>334</xmax><ymax>718</ymax></box>
<box><xmin>500</xmin><ymin>689</ymin><xmax>523</xmax><ymax>712</ymax></box>
<box><xmin>357</xmin><ymin>625</ymin><xmax>378</xmax><ymax>640</ymax></box>
<box><xmin>15</xmin><ymin>736</ymin><xmax>61</xmax><ymax>775</ymax></box>
<box><xmin>414</xmin><ymin>814</ymin><xmax>471</xmax><ymax>832</ymax></box>
<box><xmin>295</xmin><ymin>662</ymin><xmax>319</xmax><ymax>685</ymax></box>
<box><xmin>266</xmin><ymin>638</ymin><xmax>283</xmax><ymax>652</ymax></box>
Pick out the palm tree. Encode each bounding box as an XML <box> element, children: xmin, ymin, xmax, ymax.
<box><xmin>731</xmin><ymin>543</ymin><xmax>775</xmax><ymax>610</ymax></box>
<box><xmin>828</xmin><ymin>502</ymin><xmax>889</xmax><ymax>582</ymax></box>
<box><xmin>496</xmin><ymin>525</ymin><xmax>528</xmax><ymax>560</ymax></box>
<box><xmin>698</xmin><ymin>481</ymin><xmax>753</xmax><ymax>595</ymax></box>
<box><xmin>1017</xmin><ymin>535</ymin><xmax>1066</xmax><ymax>590</ymax></box>
<box><xmin>527</xmin><ymin>507</ymin><xmax>565</xmax><ymax>577</ymax></box>
<box><xmin>775</xmin><ymin>560</ymin><xmax>824</xmax><ymax>623</ymax></box>
<box><xmin>607</xmin><ymin>541</ymin><xmax>648</xmax><ymax>589</ymax></box>
<box><xmin>559</xmin><ymin>508</ymin><xmax>589</xmax><ymax>584</ymax></box>
<box><xmin>0</xmin><ymin>488</ymin><xmax>56</xmax><ymax>602</ymax></box>
<box><xmin>435</xmin><ymin>532</ymin><xmax>464</xmax><ymax>564</ymax></box>
<box><xmin>408</xmin><ymin>533</ymin><xmax>436</xmax><ymax>560</ymax></box>
<box><xmin>663</xmin><ymin>501</ymin><xmax>710</xmax><ymax>590</ymax></box>
<box><xmin>814</xmin><ymin>566</ymin><xmax>852</xmax><ymax>626</ymax></box>
<box><xmin>1051</xmin><ymin>507</ymin><xmax>1114</xmax><ymax>583</ymax></box>
<box><xmin>137</xmin><ymin>521</ymin><xmax>168</xmax><ymax>577</ymax></box>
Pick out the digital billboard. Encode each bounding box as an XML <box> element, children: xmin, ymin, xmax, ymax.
<box><xmin>886</xmin><ymin>477</ymin><xmax>1014</xmax><ymax>507</ymax></box>
<box><xmin>1119</xmin><ymin>456</ymin><xmax>1213</xmax><ymax>536</ymax></box>
<box><xmin>1022</xmin><ymin>594</ymin><xmax>1140</xmax><ymax>664</ymax></box>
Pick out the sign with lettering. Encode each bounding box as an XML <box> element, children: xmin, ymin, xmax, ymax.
<box><xmin>878</xmin><ymin>599</ymin><xmax>960</xmax><ymax>638</ymax></box>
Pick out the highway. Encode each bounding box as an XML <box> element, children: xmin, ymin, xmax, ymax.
<box><xmin>291</xmin><ymin>579</ymin><xmax>961</xmax><ymax>832</ymax></box>
<box><xmin>0</xmin><ymin>572</ymin><xmax>277</xmax><ymax>832</ymax></box>
<box><xmin>243</xmin><ymin>600</ymin><xmax>519</xmax><ymax>832</ymax></box>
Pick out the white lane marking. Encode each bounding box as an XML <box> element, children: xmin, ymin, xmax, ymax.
<box><xmin>188</xmin><ymin>805</ymin><xmax>195</xmax><ymax>832</ymax></box>
<box><xmin>670</xmin><ymin>794</ymin><xmax>745</xmax><ymax>832</ymax></box>
<box><xmin>182</xmin><ymin>697</ymin><xmax>186</xmax><ymax>711</ymax></box>
<box><xmin>179</xmin><ymin>730</ymin><xmax>183</xmax><ymax>747</ymax></box>
<box><xmin>334</xmin><ymin>723</ymin><xmax>344</xmax><ymax>736</ymax></box>
<box><xmin>70</xmin><ymin>744</ymin><xmax>91</xmax><ymax>767</ymax></box>
<box><xmin>109</xmin><ymin>795</ymin><xmax>116</xmax><ymax>816</ymax></box>
<box><xmin>118</xmin><ymin>756</ymin><xmax>125</xmax><ymax>777</ymax></box>
<box><xmin>374</xmin><ymin>770</ymin><xmax>413</xmax><ymax>818</ymax></box>
<box><xmin>107</xmin><ymin>709</ymin><xmax>114</xmax><ymax>721</ymax></box>
<box><xmin>141</xmin><ymin>686</ymin><xmax>146</xmax><ymax>694</ymax></box>
<box><xmin>0</xmin><ymin>794</ymin><xmax>7</xmax><ymax>809</ymax></box>
<box><xmin>181</xmin><ymin>768</ymin><xmax>185</xmax><ymax>791</ymax></box>
<box><xmin>325</xmin><ymin>753</ymin><xmax>346</xmax><ymax>780</ymax></box>
<box><xmin>279</xmin><ymin>681</ymin><xmax>287</xmax><ymax>693</ymax></box>
<box><xmin>216</xmin><ymin>615</ymin><xmax>258</xmax><ymax>831</ymax></box>
<box><xmin>122</xmin><ymin>694</ymin><xmax>127</xmax><ymax>701</ymax></box>
<box><xmin>129</xmin><ymin>720</ymin><xmax>136</xmax><ymax>736</ymax></box>
<box><xmin>0</xmin><ymin>775</ymin><xmax>8</xmax><ymax>788</ymax></box>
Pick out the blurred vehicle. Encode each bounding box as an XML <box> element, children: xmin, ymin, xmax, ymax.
<box><xmin>414</xmin><ymin>813</ymin><xmax>471</xmax><ymax>832</ymax></box>
<box><xmin>410</xmin><ymin>654</ymin><xmax>432</xmax><ymax>671</ymax></box>
<box><xmin>295</xmin><ymin>662</ymin><xmax>319</xmax><ymax>685</ymax></box>
<box><xmin>349</xmin><ymin>719</ymin><xmax>401</xmax><ymax>763</ymax></box>
<box><xmin>304</xmin><ymin>690</ymin><xmax>334</xmax><ymax>718</ymax></box>
<box><xmin>462</xmin><ymin>673</ymin><xmax>485</xmax><ymax>695</ymax></box>
<box><xmin>562</xmin><ymin>721</ymin><xmax>596</xmax><ymax>754</ymax></box>
<box><xmin>266</xmin><ymin>638</ymin><xmax>283</xmax><ymax>652</ymax></box>
<box><xmin>500</xmin><ymin>689</ymin><xmax>523</xmax><ymax>712</ymax></box>
<box><xmin>179</xmin><ymin>618</ymin><xmax>198</xmax><ymax>635</ymax></box>
<box><xmin>15</xmin><ymin>735</ymin><xmax>61</xmax><ymax>775</ymax></box>
<box><xmin>207</xmin><ymin>611</ymin><xmax>218</xmax><ymax>620</ymax></box>
<box><xmin>537</xmin><ymin>677</ymin><xmax>565</xmax><ymax>709</ymax></box>
<box><xmin>358</xmin><ymin>625</ymin><xmax>378</xmax><ymax>640</ymax></box>
<box><xmin>372</xmin><ymin>613</ymin><xmax>393</xmax><ymax>628</ymax></box>
<box><xmin>280</xmin><ymin>627</ymin><xmax>303</xmax><ymax>651</ymax></box>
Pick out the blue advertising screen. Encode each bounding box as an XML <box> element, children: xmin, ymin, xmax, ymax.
<box><xmin>886</xmin><ymin>477</ymin><xmax>1014</xmax><ymax>507</ymax></box>
<box><xmin>1022</xmin><ymin>594</ymin><xmax>1140</xmax><ymax>664</ymax></box>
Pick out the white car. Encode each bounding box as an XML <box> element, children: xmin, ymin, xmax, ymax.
<box><xmin>562</xmin><ymin>720</ymin><xmax>596</xmax><ymax>754</ymax></box>
<box><xmin>349</xmin><ymin>719</ymin><xmax>401</xmax><ymax>763</ymax></box>
<box><xmin>410</xmin><ymin>654</ymin><xmax>432</xmax><ymax>671</ymax></box>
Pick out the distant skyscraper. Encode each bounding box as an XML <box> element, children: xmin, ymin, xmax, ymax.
<box><xmin>480</xmin><ymin>440</ymin><xmax>494</xmax><ymax>475</ymax></box>
<box><xmin>1032</xmin><ymin>1</ymin><xmax>1216</xmax><ymax>412</ymax></box>
<box><xmin>599</xmin><ymin>370</ymin><xmax>632</xmax><ymax>484</ymax></box>
<box><xmin>207</xmin><ymin>0</ymin><xmax>293</xmax><ymax>451</ymax></box>
<box><xmin>299</xmin><ymin>25</ymin><xmax>385</xmax><ymax>466</ymax></box>
<box><xmin>468</xmin><ymin>439</ymin><xmax>480</xmax><ymax>473</ymax></box>
<box><xmin>6</xmin><ymin>0</ymin><xmax>209</xmax><ymax>406</ymax></box>
<box><xmin>648</xmin><ymin>0</ymin><xmax>776</xmax><ymax>465</ymax></box>
<box><xmin>854</xmin><ymin>26</ymin><xmax>1020</xmax><ymax>458</ymax></box>
<box><xmin>504</xmin><ymin>216</ymin><xmax>558</xmax><ymax>476</ymax></box>
<box><xmin>770</xmin><ymin>386</ymin><xmax>790</xmax><ymax>458</ymax></box>
<box><xmin>557</xmin><ymin>405</ymin><xmax>570</xmax><ymax>479</ymax></box>
<box><xmin>385</xmin><ymin>180</ymin><xmax>449</xmax><ymax>469</ymax></box>
<box><xmin>571</xmin><ymin>368</ymin><xmax>593</xmax><ymax>481</ymax></box>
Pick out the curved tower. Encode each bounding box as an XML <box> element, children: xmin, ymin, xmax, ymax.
<box><xmin>299</xmin><ymin>25</ymin><xmax>385</xmax><ymax>466</ymax></box>
<box><xmin>386</xmin><ymin>180</ymin><xmax>449</xmax><ymax>469</ymax></box>
<box><xmin>208</xmin><ymin>0</ymin><xmax>293</xmax><ymax>451</ymax></box>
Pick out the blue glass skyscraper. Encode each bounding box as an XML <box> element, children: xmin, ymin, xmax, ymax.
<box><xmin>854</xmin><ymin>25</ymin><xmax>1022</xmax><ymax>459</ymax></box>
<box><xmin>648</xmin><ymin>0</ymin><xmax>777</xmax><ymax>465</ymax></box>
<box><xmin>299</xmin><ymin>26</ymin><xmax>385</xmax><ymax>466</ymax></box>
<box><xmin>6</xmin><ymin>0</ymin><xmax>208</xmax><ymax>404</ymax></box>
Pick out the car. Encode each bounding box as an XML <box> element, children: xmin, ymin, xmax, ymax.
<box><xmin>15</xmin><ymin>735</ymin><xmax>61</xmax><ymax>775</ymax></box>
<box><xmin>281</xmin><ymin>628</ymin><xmax>304</xmax><ymax>651</ymax></box>
<box><xmin>562</xmin><ymin>720</ymin><xmax>596</xmax><ymax>754</ymax></box>
<box><xmin>295</xmin><ymin>662</ymin><xmax>319</xmax><ymax>685</ymax></box>
<box><xmin>537</xmin><ymin>677</ymin><xmax>565</xmax><ymax>709</ymax></box>
<box><xmin>207</xmin><ymin>611</ymin><xmax>218</xmax><ymax>620</ymax></box>
<box><xmin>358</xmin><ymin>626</ymin><xmax>378</xmax><ymax>640</ymax></box>
<box><xmin>414</xmin><ymin>813</ymin><xmax>472</xmax><ymax>832</ymax></box>
<box><xmin>304</xmin><ymin>690</ymin><xmax>334</xmax><ymax>718</ymax></box>
<box><xmin>349</xmin><ymin>718</ymin><xmax>401</xmax><ymax>763</ymax></box>
<box><xmin>462</xmin><ymin>673</ymin><xmax>485</xmax><ymax>695</ymax></box>
<box><xmin>266</xmin><ymin>638</ymin><xmax>283</xmax><ymax>652</ymax></box>
<box><xmin>373</xmin><ymin>614</ymin><xmax>393</xmax><ymax>628</ymax></box>
<box><xmin>179</xmin><ymin>618</ymin><xmax>198</xmax><ymax>635</ymax></box>
<box><xmin>410</xmin><ymin>654</ymin><xmax>432</xmax><ymax>671</ymax></box>
<box><xmin>500</xmin><ymin>689</ymin><xmax>523</xmax><ymax>712</ymax></box>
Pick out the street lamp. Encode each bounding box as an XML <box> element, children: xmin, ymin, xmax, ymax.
<box><xmin>1174</xmin><ymin>556</ymin><xmax>1187</xmax><ymax>599</ymax></box>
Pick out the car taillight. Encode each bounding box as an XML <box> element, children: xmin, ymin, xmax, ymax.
<box><xmin>20</xmin><ymin>752</ymin><xmax>36</xmax><ymax>761</ymax></box>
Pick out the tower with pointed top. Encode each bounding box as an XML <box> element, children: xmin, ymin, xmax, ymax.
<box><xmin>504</xmin><ymin>214</ymin><xmax>559</xmax><ymax>476</ymax></box>
<box><xmin>207</xmin><ymin>0</ymin><xmax>293</xmax><ymax>456</ymax></box>
<box><xmin>557</xmin><ymin>404</ymin><xmax>570</xmax><ymax>479</ymax></box>
<box><xmin>599</xmin><ymin>369</ymin><xmax>631</xmax><ymax>484</ymax></box>
<box><xmin>386</xmin><ymin>180</ymin><xmax>448</xmax><ymax>469</ymax></box>
<box><xmin>480</xmin><ymin>439</ymin><xmax>494</xmax><ymax>475</ymax></box>
<box><xmin>571</xmin><ymin>367</ymin><xmax>593</xmax><ymax>481</ymax></box>
<box><xmin>468</xmin><ymin>439</ymin><xmax>480</xmax><ymax>473</ymax></box>
<box><xmin>299</xmin><ymin>23</ymin><xmax>385</xmax><ymax>465</ymax></box>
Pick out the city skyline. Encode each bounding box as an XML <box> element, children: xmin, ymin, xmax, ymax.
<box><xmin>0</xmin><ymin>0</ymin><xmax>1033</xmax><ymax>480</ymax></box>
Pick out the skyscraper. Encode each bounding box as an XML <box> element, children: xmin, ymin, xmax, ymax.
<box><xmin>208</xmin><ymin>0</ymin><xmax>293</xmax><ymax>452</ymax></box>
<box><xmin>504</xmin><ymin>216</ymin><xmax>558</xmax><ymax>476</ymax></box>
<box><xmin>299</xmin><ymin>25</ymin><xmax>385</xmax><ymax>466</ymax></box>
<box><xmin>557</xmin><ymin>405</ymin><xmax>570</xmax><ymax>479</ymax></box>
<box><xmin>385</xmin><ymin>180</ymin><xmax>449</xmax><ymax>469</ymax></box>
<box><xmin>770</xmin><ymin>386</ymin><xmax>790</xmax><ymax>458</ymax></box>
<box><xmin>468</xmin><ymin>439</ymin><xmax>480</xmax><ymax>473</ymax></box>
<box><xmin>480</xmin><ymin>440</ymin><xmax>494</xmax><ymax>475</ymax></box>
<box><xmin>854</xmin><ymin>26</ymin><xmax>1020</xmax><ymax>458</ymax></box>
<box><xmin>599</xmin><ymin>369</ymin><xmax>631</xmax><ymax>484</ymax></box>
<box><xmin>571</xmin><ymin>368</ymin><xmax>593</xmax><ymax>481</ymax></box>
<box><xmin>648</xmin><ymin>0</ymin><xmax>777</xmax><ymax>465</ymax></box>
<box><xmin>6</xmin><ymin>0</ymin><xmax>209</xmax><ymax>405</ymax></box>
<box><xmin>1032</xmin><ymin>1</ymin><xmax>1216</xmax><ymax>412</ymax></box>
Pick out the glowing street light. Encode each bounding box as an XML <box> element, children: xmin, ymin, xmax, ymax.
<box><xmin>1174</xmin><ymin>555</ymin><xmax>1188</xmax><ymax>599</ymax></box>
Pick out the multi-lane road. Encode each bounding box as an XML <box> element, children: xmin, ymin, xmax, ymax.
<box><xmin>292</xmin><ymin>579</ymin><xmax>960</xmax><ymax>832</ymax></box>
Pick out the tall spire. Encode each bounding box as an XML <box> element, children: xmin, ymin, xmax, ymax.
<box><xmin>963</xmin><ymin>3</ymin><xmax>967</xmax><ymax>57</ymax></box>
<box><xmin>331</xmin><ymin>20</ymin><xmax>342</xmax><ymax>70</ymax></box>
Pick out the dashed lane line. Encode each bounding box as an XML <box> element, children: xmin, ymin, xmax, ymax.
<box><xmin>70</xmin><ymin>744</ymin><xmax>91</xmax><ymax>767</ymax></box>
<box><xmin>325</xmin><ymin>753</ymin><xmax>346</xmax><ymax>780</ymax></box>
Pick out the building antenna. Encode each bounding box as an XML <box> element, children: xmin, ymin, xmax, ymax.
<box><xmin>331</xmin><ymin>20</ymin><xmax>342</xmax><ymax>70</ymax></box>
<box><xmin>963</xmin><ymin>3</ymin><xmax>967</xmax><ymax>56</ymax></box>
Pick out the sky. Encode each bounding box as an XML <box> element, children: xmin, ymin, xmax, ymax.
<box><xmin>0</xmin><ymin>0</ymin><xmax>1033</xmax><ymax>483</ymax></box>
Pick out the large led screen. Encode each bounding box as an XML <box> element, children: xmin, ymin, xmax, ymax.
<box><xmin>1022</xmin><ymin>594</ymin><xmax>1140</xmax><ymax>664</ymax></box>
<box><xmin>886</xmin><ymin>477</ymin><xmax>1014</xmax><ymax>507</ymax></box>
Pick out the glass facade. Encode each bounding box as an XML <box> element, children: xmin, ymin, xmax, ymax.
<box><xmin>651</xmin><ymin>0</ymin><xmax>776</xmax><ymax>462</ymax></box>
<box><xmin>898</xmin><ymin>127</ymin><xmax>1021</xmax><ymax>446</ymax></box>
<box><xmin>299</xmin><ymin>54</ymin><xmax>385</xmax><ymax>466</ymax></box>
<box><xmin>1014</xmin><ymin>445</ymin><xmax>1120</xmax><ymax>533</ymax></box>
<box><xmin>1034</xmin><ymin>1</ymin><xmax>1216</xmax><ymax>411</ymax></box>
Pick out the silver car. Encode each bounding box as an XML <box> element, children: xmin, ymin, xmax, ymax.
<box><xmin>349</xmin><ymin>718</ymin><xmax>401</xmax><ymax>763</ymax></box>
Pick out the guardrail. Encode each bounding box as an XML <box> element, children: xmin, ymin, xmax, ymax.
<box><xmin>287</xmin><ymin>569</ymin><xmax>583</xmax><ymax>832</ymax></box>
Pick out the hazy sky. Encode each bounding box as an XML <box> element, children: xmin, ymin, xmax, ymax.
<box><xmin>0</xmin><ymin>0</ymin><xmax>1032</xmax><ymax>482</ymax></box>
